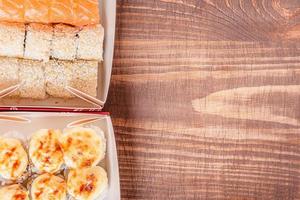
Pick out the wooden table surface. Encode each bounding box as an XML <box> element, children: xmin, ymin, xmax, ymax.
<box><xmin>105</xmin><ymin>0</ymin><xmax>300</xmax><ymax>199</ymax></box>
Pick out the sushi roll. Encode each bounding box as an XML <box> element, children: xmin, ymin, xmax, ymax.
<box><xmin>49</xmin><ymin>0</ymin><xmax>74</xmax><ymax>24</ymax></box>
<box><xmin>29</xmin><ymin>129</ymin><xmax>64</xmax><ymax>174</ymax></box>
<box><xmin>76</xmin><ymin>24</ymin><xmax>104</xmax><ymax>61</ymax></box>
<box><xmin>31</xmin><ymin>173</ymin><xmax>66</xmax><ymax>200</ymax></box>
<box><xmin>0</xmin><ymin>0</ymin><xmax>100</xmax><ymax>26</ymax></box>
<box><xmin>24</xmin><ymin>23</ymin><xmax>53</xmax><ymax>61</ymax></box>
<box><xmin>74</xmin><ymin>0</ymin><xmax>100</xmax><ymax>26</ymax></box>
<box><xmin>0</xmin><ymin>22</ymin><xmax>25</xmax><ymax>58</ymax></box>
<box><xmin>51</xmin><ymin>24</ymin><xmax>78</xmax><ymax>60</ymax></box>
<box><xmin>0</xmin><ymin>184</ymin><xmax>29</xmax><ymax>200</ymax></box>
<box><xmin>18</xmin><ymin>59</ymin><xmax>46</xmax><ymax>99</ymax></box>
<box><xmin>24</xmin><ymin>0</ymin><xmax>49</xmax><ymax>23</ymax></box>
<box><xmin>0</xmin><ymin>138</ymin><xmax>28</xmax><ymax>181</ymax></box>
<box><xmin>0</xmin><ymin>57</ymin><xmax>20</xmax><ymax>97</ymax></box>
<box><xmin>0</xmin><ymin>0</ymin><xmax>24</xmax><ymax>23</ymax></box>
<box><xmin>45</xmin><ymin>59</ymin><xmax>98</xmax><ymax>98</ymax></box>
<box><xmin>61</xmin><ymin>127</ymin><xmax>106</xmax><ymax>169</ymax></box>
<box><xmin>67</xmin><ymin>166</ymin><xmax>108</xmax><ymax>200</ymax></box>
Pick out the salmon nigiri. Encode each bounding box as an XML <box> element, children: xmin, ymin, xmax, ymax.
<box><xmin>24</xmin><ymin>0</ymin><xmax>49</xmax><ymax>23</ymax></box>
<box><xmin>74</xmin><ymin>0</ymin><xmax>99</xmax><ymax>26</ymax></box>
<box><xmin>50</xmin><ymin>0</ymin><xmax>74</xmax><ymax>24</ymax></box>
<box><xmin>0</xmin><ymin>0</ymin><xmax>24</xmax><ymax>23</ymax></box>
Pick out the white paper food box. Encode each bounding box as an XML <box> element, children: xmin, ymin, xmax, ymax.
<box><xmin>0</xmin><ymin>0</ymin><xmax>120</xmax><ymax>199</ymax></box>
<box><xmin>0</xmin><ymin>112</ymin><xmax>120</xmax><ymax>200</ymax></box>
<box><xmin>0</xmin><ymin>0</ymin><xmax>116</xmax><ymax>111</ymax></box>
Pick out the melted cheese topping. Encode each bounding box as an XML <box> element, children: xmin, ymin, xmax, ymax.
<box><xmin>61</xmin><ymin>127</ymin><xmax>106</xmax><ymax>169</ymax></box>
<box><xmin>31</xmin><ymin>173</ymin><xmax>66</xmax><ymax>200</ymax></box>
<box><xmin>0</xmin><ymin>184</ymin><xmax>29</xmax><ymax>200</ymax></box>
<box><xmin>0</xmin><ymin>138</ymin><xmax>28</xmax><ymax>180</ymax></box>
<box><xmin>67</xmin><ymin>166</ymin><xmax>108</xmax><ymax>200</ymax></box>
<box><xmin>29</xmin><ymin>129</ymin><xmax>64</xmax><ymax>173</ymax></box>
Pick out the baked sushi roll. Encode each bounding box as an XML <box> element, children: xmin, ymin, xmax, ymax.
<box><xmin>67</xmin><ymin>166</ymin><xmax>108</xmax><ymax>200</ymax></box>
<box><xmin>76</xmin><ymin>24</ymin><xmax>104</xmax><ymax>61</ymax></box>
<box><xmin>0</xmin><ymin>22</ymin><xmax>25</xmax><ymax>58</ymax></box>
<box><xmin>18</xmin><ymin>59</ymin><xmax>46</xmax><ymax>99</ymax></box>
<box><xmin>0</xmin><ymin>57</ymin><xmax>20</xmax><ymax>97</ymax></box>
<box><xmin>61</xmin><ymin>127</ymin><xmax>106</xmax><ymax>169</ymax></box>
<box><xmin>24</xmin><ymin>23</ymin><xmax>53</xmax><ymax>62</ymax></box>
<box><xmin>29</xmin><ymin>129</ymin><xmax>64</xmax><ymax>174</ymax></box>
<box><xmin>51</xmin><ymin>24</ymin><xmax>78</xmax><ymax>60</ymax></box>
<box><xmin>31</xmin><ymin>173</ymin><xmax>66</xmax><ymax>200</ymax></box>
<box><xmin>45</xmin><ymin>60</ymin><xmax>98</xmax><ymax>98</ymax></box>
<box><xmin>0</xmin><ymin>184</ymin><xmax>29</xmax><ymax>200</ymax></box>
<box><xmin>0</xmin><ymin>138</ymin><xmax>28</xmax><ymax>181</ymax></box>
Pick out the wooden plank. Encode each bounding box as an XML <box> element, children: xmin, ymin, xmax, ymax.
<box><xmin>105</xmin><ymin>0</ymin><xmax>300</xmax><ymax>199</ymax></box>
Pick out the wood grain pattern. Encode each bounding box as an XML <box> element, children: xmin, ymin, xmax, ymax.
<box><xmin>104</xmin><ymin>0</ymin><xmax>300</xmax><ymax>199</ymax></box>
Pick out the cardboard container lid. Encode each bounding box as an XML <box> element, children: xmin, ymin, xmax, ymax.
<box><xmin>0</xmin><ymin>0</ymin><xmax>116</xmax><ymax>111</ymax></box>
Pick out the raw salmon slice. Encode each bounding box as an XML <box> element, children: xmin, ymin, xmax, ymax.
<box><xmin>0</xmin><ymin>0</ymin><xmax>24</xmax><ymax>22</ymax></box>
<box><xmin>50</xmin><ymin>0</ymin><xmax>74</xmax><ymax>24</ymax></box>
<box><xmin>24</xmin><ymin>0</ymin><xmax>49</xmax><ymax>23</ymax></box>
<box><xmin>74</xmin><ymin>0</ymin><xmax>99</xmax><ymax>26</ymax></box>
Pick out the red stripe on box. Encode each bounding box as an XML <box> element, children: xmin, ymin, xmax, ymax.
<box><xmin>0</xmin><ymin>107</ymin><xmax>110</xmax><ymax>115</ymax></box>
